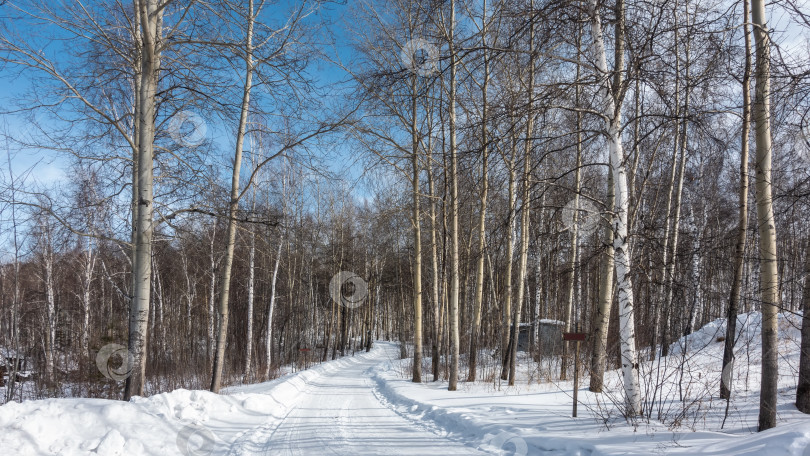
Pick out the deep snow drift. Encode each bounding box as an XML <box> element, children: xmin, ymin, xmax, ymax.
<box><xmin>0</xmin><ymin>312</ymin><xmax>808</xmax><ymax>455</ymax></box>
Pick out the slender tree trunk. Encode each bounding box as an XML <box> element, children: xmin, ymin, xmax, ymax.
<box><xmin>751</xmin><ymin>0</ymin><xmax>780</xmax><ymax>431</ymax></box>
<box><xmin>153</xmin><ymin>257</ymin><xmax>165</xmax><ymax>349</ymax></box>
<box><xmin>797</xmin><ymin>244</ymin><xmax>810</xmax><ymax>412</ymax></box>
<box><xmin>509</xmin><ymin>12</ymin><xmax>534</xmax><ymax>386</ymax></box>
<box><xmin>509</xmin><ymin>127</ymin><xmax>532</xmax><ymax>387</ymax></box>
<box><xmin>447</xmin><ymin>0</ymin><xmax>460</xmax><ymax>391</ymax></box>
<box><xmin>43</xmin><ymin>238</ymin><xmax>56</xmax><ymax>383</ymax></box>
<box><xmin>265</xmin><ymin>234</ymin><xmax>283</xmax><ymax>379</ymax></box>
<box><xmin>211</xmin><ymin>1</ymin><xmax>255</xmax><ymax>393</ymax></box>
<box><xmin>588</xmin><ymin>0</ymin><xmax>641</xmax><ymax>415</ymax></box>
<box><xmin>662</xmin><ymin>8</ymin><xmax>692</xmax><ymax>351</ymax></box>
<box><xmin>652</xmin><ymin>6</ymin><xmax>681</xmax><ymax>360</ymax></box>
<box><xmin>208</xmin><ymin>230</ymin><xmax>217</xmax><ymax>364</ymax></box>
<box><xmin>125</xmin><ymin>0</ymin><xmax>162</xmax><ymax>400</ymax></box>
<box><xmin>81</xmin><ymin>241</ymin><xmax>95</xmax><ymax>356</ymax></box>
<box><xmin>4</xmin><ymin>152</ymin><xmax>21</xmax><ymax>402</ymax></box>
<box><xmin>562</xmin><ymin>21</ymin><xmax>582</xmax><ymax>379</ymax></box>
<box><xmin>501</xmin><ymin>163</ymin><xmax>516</xmax><ymax>381</ymax></box>
<box><xmin>590</xmin><ymin>169</ymin><xmax>615</xmax><ymax>392</ymax></box>
<box><xmin>469</xmin><ymin>0</ymin><xmax>489</xmax><ymax>382</ymax></box>
<box><xmin>410</xmin><ymin>71</ymin><xmax>423</xmax><ymax>383</ymax></box>
<box><xmin>128</xmin><ymin>1</ymin><xmax>142</xmax><ymax>388</ymax></box>
<box><xmin>245</xmin><ymin>224</ymin><xmax>256</xmax><ymax>378</ymax></box>
<box><xmin>533</xmin><ymin>218</ymin><xmax>543</xmax><ymax>349</ymax></box>
<box><xmin>428</xmin><ymin>147</ymin><xmax>442</xmax><ymax>382</ymax></box>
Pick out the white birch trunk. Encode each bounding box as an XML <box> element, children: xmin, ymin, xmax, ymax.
<box><xmin>652</xmin><ymin>9</ymin><xmax>681</xmax><ymax>359</ymax></box>
<box><xmin>500</xmin><ymin>162</ymin><xmax>516</xmax><ymax>381</ymax></box>
<box><xmin>751</xmin><ymin>0</ymin><xmax>779</xmax><ymax>431</ymax></box>
<box><xmin>211</xmin><ymin>0</ymin><xmax>255</xmax><ymax>392</ymax></box>
<box><xmin>80</xmin><ymin>240</ymin><xmax>95</xmax><ymax>356</ymax></box>
<box><xmin>410</xmin><ymin>71</ymin><xmax>423</xmax><ymax>383</ymax></box>
<box><xmin>244</xmin><ymin>227</ymin><xmax>255</xmax><ymax>378</ymax></box>
<box><xmin>428</xmin><ymin>146</ymin><xmax>442</xmax><ymax>382</ymax></box>
<box><xmin>43</xmin><ymin>237</ymin><xmax>56</xmax><ymax>382</ymax></box>
<box><xmin>509</xmin><ymin>13</ymin><xmax>534</xmax><ymax>385</ymax></box>
<box><xmin>447</xmin><ymin>0</ymin><xmax>461</xmax><ymax>391</ymax></box>
<box><xmin>208</xmin><ymin>230</ymin><xmax>217</xmax><ymax>363</ymax></box>
<box><xmin>264</xmin><ymin>235</ymin><xmax>283</xmax><ymax>379</ymax></box>
<box><xmin>720</xmin><ymin>0</ymin><xmax>752</xmax><ymax>400</ymax></box>
<box><xmin>126</xmin><ymin>0</ymin><xmax>161</xmax><ymax>400</ymax></box>
<box><xmin>468</xmin><ymin>0</ymin><xmax>489</xmax><ymax>382</ymax></box>
<box><xmin>588</xmin><ymin>0</ymin><xmax>641</xmax><ymax>415</ymax></box>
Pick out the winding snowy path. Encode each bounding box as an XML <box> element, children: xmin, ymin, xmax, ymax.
<box><xmin>4</xmin><ymin>316</ymin><xmax>810</xmax><ymax>456</ymax></box>
<box><xmin>229</xmin><ymin>345</ymin><xmax>482</xmax><ymax>455</ymax></box>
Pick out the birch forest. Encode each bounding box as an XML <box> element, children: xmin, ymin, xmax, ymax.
<box><xmin>0</xmin><ymin>0</ymin><xmax>809</xmax><ymax>439</ymax></box>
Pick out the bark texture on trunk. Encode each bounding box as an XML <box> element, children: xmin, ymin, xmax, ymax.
<box><xmin>500</xmin><ymin>164</ymin><xmax>516</xmax><ymax>381</ymax></box>
<box><xmin>751</xmin><ymin>0</ymin><xmax>780</xmax><ymax>432</ymax></box>
<box><xmin>589</xmin><ymin>169</ymin><xmax>614</xmax><ymax>393</ymax></box>
<box><xmin>265</xmin><ymin>234</ymin><xmax>282</xmax><ymax>379</ymax></box>
<box><xmin>428</xmin><ymin>148</ymin><xmax>442</xmax><ymax>382</ymax></box>
<box><xmin>125</xmin><ymin>0</ymin><xmax>162</xmax><ymax>400</ymax></box>
<box><xmin>411</xmin><ymin>72</ymin><xmax>423</xmax><ymax>383</ymax></box>
<box><xmin>211</xmin><ymin>0</ymin><xmax>255</xmax><ymax>393</ymax></box>
<box><xmin>447</xmin><ymin>0</ymin><xmax>460</xmax><ymax>392</ymax></box>
<box><xmin>468</xmin><ymin>0</ymin><xmax>489</xmax><ymax>382</ymax></box>
<box><xmin>588</xmin><ymin>0</ymin><xmax>641</xmax><ymax>415</ymax></box>
<box><xmin>509</xmin><ymin>13</ymin><xmax>534</xmax><ymax>385</ymax></box>
<box><xmin>244</xmin><ymin>225</ymin><xmax>256</xmax><ymax>378</ymax></box>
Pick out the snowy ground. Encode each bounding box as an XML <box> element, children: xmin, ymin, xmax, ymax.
<box><xmin>0</xmin><ymin>313</ymin><xmax>809</xmax><ymax>455</ymax></box>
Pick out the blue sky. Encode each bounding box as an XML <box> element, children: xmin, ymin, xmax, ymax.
<box><xmin>0</xmin><ymin>0</ymin><xmax>366</xmax><ymax>193</ymax></box>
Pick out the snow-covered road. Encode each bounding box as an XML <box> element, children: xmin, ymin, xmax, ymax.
<box><xmin>3</xmin><ymin>316</ymin><xmax>810</xmax><ymax>455</ymax></box>
<box><xmin>0</xmin><ymin>343</ymin><xmax>488</xmax><ymax>456</ymax></box>
<box><xmin>230</xmin><ymin>345</ymin><xmax>482</xmax><ymax>455</ymax></box>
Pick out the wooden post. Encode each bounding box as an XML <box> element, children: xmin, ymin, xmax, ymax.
<box><xmin>563</xmin><ymin>332</ymin><xmax>587</xmax><ymax>417</ymax></box>
<box><xmin>573</xmin><ymin>338</ymin><xmax>580</xmax><ymax>417</ymax></box>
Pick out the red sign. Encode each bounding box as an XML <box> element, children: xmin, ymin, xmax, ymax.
<box><xmin>299</xmin><ymin>348</ymin><xmax>311</xmax><ymax>352</ymax></box>
<box><xmin>563</xmin><ymin>333</ymin><xmax>586</xmax><ymax>341</ymax></box>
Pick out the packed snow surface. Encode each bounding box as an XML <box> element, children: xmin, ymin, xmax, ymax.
<box><xmin>0</xmin><ymin>312</ymin><xmax>808</xmax><ymax>455</ymax></box>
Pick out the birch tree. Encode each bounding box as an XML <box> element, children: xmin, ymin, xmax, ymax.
<box><xmin>509</xmin><ymin>3</ymin><xmax>535</xmax><ymax>386</ymax></box>
<box><xmin>466</xmin><ymin>0</ymin><xmax>491</xmax><ymax>382</ymax></box>
<box><xmin>587</xmin><ymin>0</ymin><xmax>641</xmax><ymax>415</ymax></box>
<box><xmin>589</xmin><ymin>169</ymin><xmax>614</xmax><ymax>392</ymax></box>
<box><xmin>126</xmin><ymin>0</ymin><xmax>164</xmax><ymax>400</ymax></box>
<box><xmin>441</xmin><ymin>0</ymin><xmax>461</xmax><ymax>392</ymax></box>
<box><xmin>33</xmin><ymin>210</ymin><xmax>58</xmax><ymax>383</ymax></box>
<box><xmin>210</xmin><ymin>0</ymin><xmax>257</xmax><ymax>393</ymax></box>
<box><xmin>720</xmin><ymin>0</ymin><xmax>752</xmax><ymax>400</ymax></box>
<box><xmin>562</xmin><ymin>15</ymin><xmax>583</xmax><ymax>381</ymax></box>
<box><xmin>750</xmin><ymin>0</ymin><xmax>780</xmax><ymax>431</ymax></box>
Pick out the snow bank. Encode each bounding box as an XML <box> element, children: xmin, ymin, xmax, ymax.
<box><xmin>370</xmin><ymin>344</ymin><xmax>597</xmax><ymax>455</ymax></box>
<box><xmin>0</xmin><ymin>390</ymin><xmax>229</xmax><ymax>455</ymax></box>
<box><xmin>0</xmin><ymin>348</ymin><xmax>382</xmax><ymax>455</ymax></box>
<box><xmin>668</xmin><ymin>311</ymin><xmax>801</xmax><ymax>356</ymax></box>
<box><xmin>369</xmin><ymin>310</ymin><xmax>810</xmax><ymax>456</ymax></box>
